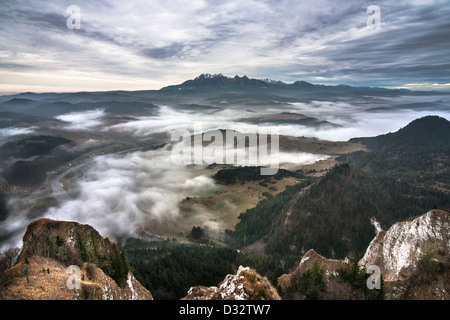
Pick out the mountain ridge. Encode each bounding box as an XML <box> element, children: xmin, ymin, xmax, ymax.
<box><xmin>160</xmin><ymin>73</ymin><xmax>409</xmax><ymax>92</ymax></box>
<box><xmin>3</xmin><ymin>74</ymin><xmax>448</xmax><ymax>101</ymax></box>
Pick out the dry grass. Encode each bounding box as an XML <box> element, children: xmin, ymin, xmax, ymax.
<box><xmin>279</xmin><ymin>135</ymin><xmax>366</xmax><ymax>155</ymax></box>
<box><xmin>240</xmin><ymin>269</ymin><xmax>281</xmax><ymax>300</ymax></box>
<box><xmin>3</xmin><ymin>255</ymin><xmax>152</xmax><ymax>300</ymax></box>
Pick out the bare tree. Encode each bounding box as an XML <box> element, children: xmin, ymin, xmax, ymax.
<box><xmin>0</xmin><ymin>247</ymin><xmax>20</xmax><ymax>300</ymax></box>
<box><xmin>0</xmin><ymin>247</ymin><xmax>21</xmax><ymax>272</ymax></box>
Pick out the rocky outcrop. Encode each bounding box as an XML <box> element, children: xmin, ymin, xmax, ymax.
<box><xmin>358</xmin><ymin>209</ymin><xmax>449</xmax><ymax>299</ymax></box>
<box><xmin>2</xmin><ymin>219</ymin><xmax>152</xmax><ymax>300</ymax></box>
<box><xmin>278</xmin><ymin>210</ymin><xmax>449</xmax><ymax>300</ymax></box>
<box><xmin>17</xmin><ymin>219</ymin><xmax>117</xmax><ymax>266</ymax></box>
<box><xmin>183</xmin><ymin>266</ymin><xmax>281</xmax><ymax>300</ymax></box>
<box><xmin>278</xmin><ymin>249</ymin><xmax>348</xmax><ymax>293</ymax></box>
<box><xmin>359</xmin><ymin>210</ymin><xmax>449</xmax><ymax>282</ymax></box>
<box><xmin>3</xmin><ymin>256</ymin><xmax>151</xmax><ymax>300</ymax></box>
<box><xmin>277</xmin><ymin>249</ymin><xmax>368</xmax><ymax>300</ymax></box>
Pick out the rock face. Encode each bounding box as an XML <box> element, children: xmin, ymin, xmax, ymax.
<box><xmin>277</xmin><ymin>249</ymin><xmax>367</xmax><ymax>300</ymax></box>
<box><xmin>2</xmin><ymin>219</ymin><xmax>152</xmax><ymax>300</ymax></box>
<box><xmin>183</xmin><ymin>266</ymin><xmax>281</xmax><ymax>300</ymax></box>
<box><xmin>359</xmin><ymin>210</ymin><xmax>449</xmax><ymax>282</ymax></box>
<box><xmin>278</xmin><ymin>210</ymin><xmax>449</xmax><ymax>300</ymax></box>
<box><xmin>359</xmin><ymin>209</ymin><xmax>450</xmax><ymax>299</ymax></box>
<box><xmin>278</xmin><ymin>249</ymin><xmax>348</xmax><ymax>293</ymax></box>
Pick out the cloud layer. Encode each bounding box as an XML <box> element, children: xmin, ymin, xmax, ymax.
<box><xmin>43</xmin><ymin>149</ymin><xmax>216</xmax><ymax>239</ymax></box>
<box><xmin>107</xmin><ymin>99</ymin><xmax>450</xmax><ymax>142</ymax></box>
<box><xmin>1</xmin><ymin>0</ymin><xmax>449</xmax><ymax>93</ymax></box>
<box><xmin>41</xmin><ymin>145</ymin><xmax>325</xmax><ymax>240</ymax></box>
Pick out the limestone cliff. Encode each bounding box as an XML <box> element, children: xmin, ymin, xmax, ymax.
<box><xmin>359</xmin><ymin>210</ymin><xmax>449</xmax><ymax>281</ymax></box>
<box><xmin>359</xmin><ymin>209</ymin><xmax>449</xmax><ymax>299</ymax></box>
<box><xmin>278</xmin><ymin>210</ymin><xmax>449</xmax><ymax>300</ymax></box>
<box><xmin>183</xmin><ymin>266</ymin><xmax>281</xmax><ymax>300</ymax></box>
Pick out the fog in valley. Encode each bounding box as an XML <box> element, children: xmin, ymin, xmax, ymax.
<box><xmin>0</xmin><ymin>89</ymin><xmax>449</xmax><ymax>250</ymax></box>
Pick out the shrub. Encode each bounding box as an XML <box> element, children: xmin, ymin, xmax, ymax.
<box><xmin>292</xmin><ymin>263</ymin><xmax>326</xmax><ymax>300</ymax></box>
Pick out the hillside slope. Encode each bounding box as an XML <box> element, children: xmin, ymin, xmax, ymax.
<box><xmin>339</xmin><ymin>115</ymin><xmax>450</xmax><ymax>191</ymax></box>
<box><xmin>231</xmin><ymin>116</ymin><xmax>450</xmax><ymax>258</ymax></box>
<box><xmin>351</xmin><ymin>116</ymin><xmax>450</xmax><ymax>151</ymax></box>
<box><xmin>231</xmin><ymin>164</ymin><xmax>449</xmax><ymax>258</ymax></box>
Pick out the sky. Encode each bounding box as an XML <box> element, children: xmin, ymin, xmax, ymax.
<box><xmin>0</xmin><ymin>0</ymin><xmax>450</xmax><ymax>94</ymax></box>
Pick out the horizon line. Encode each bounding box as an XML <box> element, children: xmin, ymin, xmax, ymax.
<box><xmin>1</xmin><ymin>74</ymin><xmax>450</xmax><ymax>96</ymax></box>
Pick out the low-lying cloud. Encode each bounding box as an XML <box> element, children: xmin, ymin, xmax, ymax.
<box><xmin>56</xmin><ymin>109</ymin><xmax>105</xmax><ymax>130</ymax></box>
<box><xmin>40</xmin><ymin>144</ymin><xmax>328</xmax><ymax>240</ymax></box>
<box><xmin>43</xmin><ymin>148</ymin><xmax>217</xmax><ymax>239</ymax></box>
<box><xmin>107</xmin><ymin>98</ymin><xmax>450</xmax><ymax>142</ymax></box>
<box><xmin>287</xmin><ymin>98</ymin><xmax>450</xmax><ymax>140</ymax></box>
<box><xmin>0</xmin><ymin>126</ymin><xmax>38</xmax><ymax>138</ymax></box>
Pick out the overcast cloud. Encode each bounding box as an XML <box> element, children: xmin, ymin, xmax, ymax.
<box><xmin>0</xmin><ymin>0</ymin><xmax>449</xmax><ymax>93</ymax></box>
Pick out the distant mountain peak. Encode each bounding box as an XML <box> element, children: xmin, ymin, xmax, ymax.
<box><xmin>292</xmin><ymin>80</ymin><xmax>315</xmax><ymax>87</ymax></box>
<box><xmin>195</xmin><ymin>73</ymin><xmax>228</xmax><ymax>80</ymax></box>
<box><xmin>164</xmin><ymin>74</ymin><xmax>295</xmax><ymax>90</ymax></box>
<box><xmin>168</xmin><ymin>74</ymin><xmax>268</xmax><ymax>89</ymax></box>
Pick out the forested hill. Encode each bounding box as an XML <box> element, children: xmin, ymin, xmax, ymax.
<box><xmin>229</xmin><ymin>116</ymin><xmax>450</xmax><ymax>259</ymax></box>
<box><xmin>351</xmin><ymin>115</ymin><xmax>450</xmax><ymax>151</ymax></box>
<box><xmin>339</xmin><ymin>115</ymin><xmax>450</xmax><ymax>191</ymax></box>
<box><xmin>230</xmin><ymin>164</ymin><xmax>449</xmax><ymax>259</ymax></box>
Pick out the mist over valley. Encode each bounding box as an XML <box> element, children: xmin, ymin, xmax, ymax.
<box><xmin>0</xmin><ymin>75</ymin><xmax>449</xmax><ymax>253</ymax></box>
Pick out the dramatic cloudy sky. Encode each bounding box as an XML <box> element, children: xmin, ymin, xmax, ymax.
<box><xmin>0</xmin><ymin>0</ymin><xmax>449</xmax><ymax>93</ymax></box>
